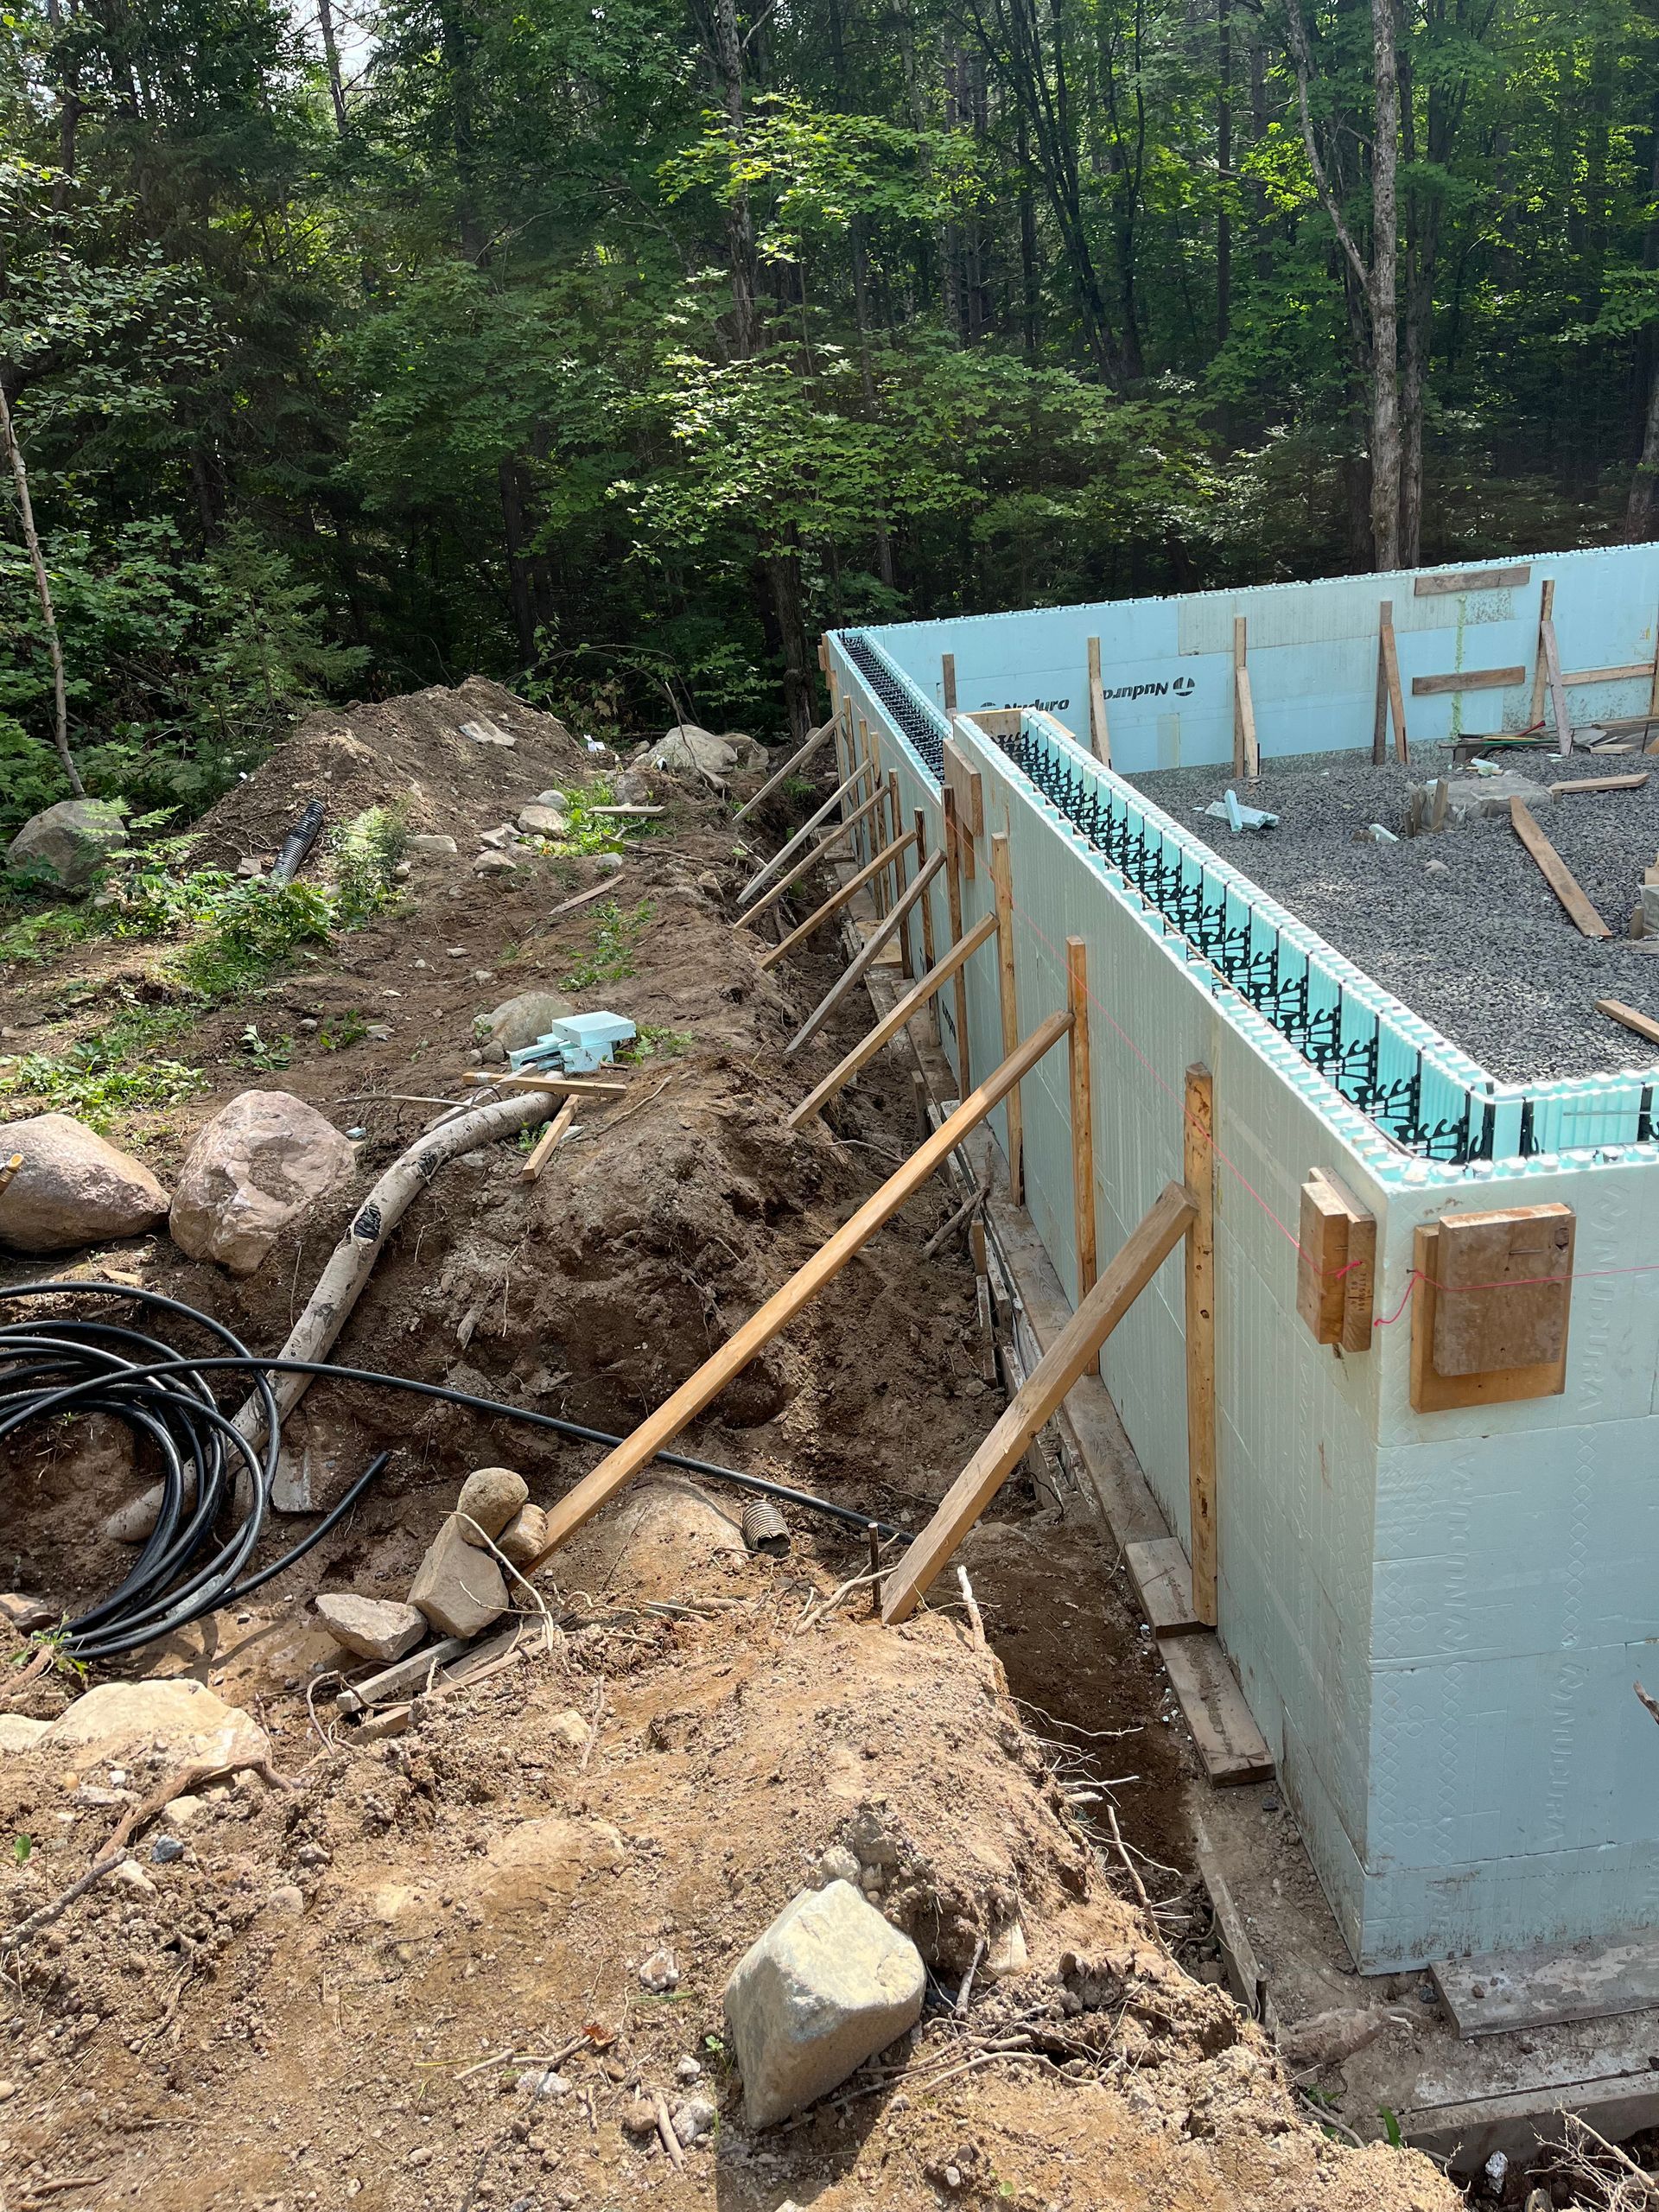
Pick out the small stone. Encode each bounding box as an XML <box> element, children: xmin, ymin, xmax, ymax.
<box><xmin>944</xmin><ymin>2164</ymin><xmax>963</xmax><ymax>2190</ymax></box>
<box><xmin>265</xmin><ymin>1884</ymin><xmax>305</xmax><ymax>1916</ymax></box>
<box><xmin>409</xmin><ymin>1518</ymin><xmax>508</xmax><ymax>1638</ymax></box>
<box><xmin>455</xmin><ymin>1466</ymin><xmax>530</xmax><ymax>1545</ymax></box>
<box><xmin>363</xmin><ymin>1022</ymin><xmax>392</xmax><ymax>1042</ymax></box>
<box><xmin>162</xmin><ymin>1795</ymin><xmax>206</xmax><ymax>1829</ymax></box>
<box><xmin>496</xmin><ymin>1502</ymin><xmax>548</xmax><ymax>1568</ymax></box>
<box><xmin>723</xmin><ymin>1880</ymin><xmax>925</xmax><ymax>2127</ymax></box>
<box><xmin>0</xmin><ymin>1593</ymin><xmax>54</xmax><ymax>1630</ymax></box>
<box><xmin>474</xmin><ymin>851</ymin><xmax>518</xmax><ymax>876</ymax></box>
<box><xmin>150</xmin><ymin>1836</ymin><xmax>186</xmax><ymax>1866</ymax></box>
<box><xmin>110</xmin><ymin>1859</ymin><xmax>156</xmax><ymax>1895</ymax></box>
<box><xmin>518</xmin><ymin>2069</ymin><xmax>569</xmax><ymax>2100</ymax></box>
<box><xmin>671</xmin><ymin>2095</ymin><xmax>715</xmax><ymax>2146</ymax></box>
<box><xmin>406</xmin><ymin>2146</ymin><xmax>432</xmax><ymax>2169</ymax></box>
<box><xmin>408</xmin><ymin>836</ymin><xmax>459</xmax><ymax>856</ymax></box>
<box><xmin>696</xmin><ymin>871</ymin><xmax>722</xmax><ymax>898</ymax></box>
<box><xmin>0</xmin><ymin>1715</ymin><xmax>51</xmax><ymax>1754</ymax></box>
<box><xmin>518</xmin><ymin>804</ymin><xmax>569</xmax><ymax>838</ymax></box>
<box><xmin>622</xmin><ymin>2099</ymin><xmax>658</xmax><ymax>2137</ymax></box>
<box><xmin>0</xmin><ymin>2081</ymin><xmax>15</xmax><ymax>2103</ymax></box>
<box><xmin>817</xmin><ymin>1845</ymin><xmax>861</xmax><ymax>1888</ymax></box>
<box><xmin>548</xmin><ymin>1709</ymin><xmax>591</xmax><ymax>1753</ymax></box>
<box><xmin>315</xmin><ymin>1592</ymin><xmax>427</xmax><ymax>1664</ymax></box>
<box><xmin>1424</xmin><ymin>858</ymin><xmax>1450</xmax><ymax>878</ymax></box>
<box><xmin>675</xmin><ymin>2055</ymin><xmax>702</xmax><ymax>2083</ymax></box>
<box><xmin>639</xmin><ymin>1948</ymin><xmax>680</xmax><ymax>1993</ymax></box>
<box><xmin>593</xmin><ymin>853</ymin><xmax>624</xmax><ymax>875</ymax></box>
<box><xmin>296</xmin><ymin>1842</ymin><xmax>332</xmax><ymax>1869</ymax></box>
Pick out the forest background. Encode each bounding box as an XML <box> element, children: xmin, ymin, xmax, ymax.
<box><xmin>3</xmin><ymin>0</ymin><xmax>1657</xmax><ymax>830</ymax></box>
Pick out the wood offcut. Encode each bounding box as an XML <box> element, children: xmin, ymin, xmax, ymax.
<box><xmin>1509</xmin><ymin>795</ymin><xmax>1611</xmax><ymax>938</ymax></box>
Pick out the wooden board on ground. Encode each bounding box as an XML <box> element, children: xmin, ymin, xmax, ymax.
<box><xmin>1125</xmin><ymin>1536</ymin><xmax>1204</xmax><ymax>1637</ymax></box>
<box><xmin>1410</xmin><ymin>1221</ymin><xmax>1572</xmax><ymax>1412</ymax></box>
<box><xmin>1414</xmin><ymin>565</ymin><xmax>1531</xmax><ymax>596</ymax></box>
<box><xmin>1432</xmin><ymin>1202</ymin><xmax>1574</xmax><ymax>1376</ymax></box>
<box><xmin>1432</xmin><ymin>1930</ymin><xmax>1659</xmax><ymax>2039</ymax></box>
<box><xmin>1598</xmin><ymin>997</ymin><xmax>1659</xmax><ymax>1049</ymax></box>
<box><xmin>1411</xmin><ymin>665</ymin><xmax>1528</xmax><ymax>697</ymax></box>
<box><xmin>1551</xmin><ymin>772</ymin><xmax>1649</xmax><ymax>796</ymax></box>
<box><xmin>1509</xmin><ymin>795</ymin><xmax>1612</xmax><ymax>938</ymax></box>
<box><xmin>1160</xmin><ymin>1632</ymin><xmax>1274</xmax><ymax>1784</ymax></box>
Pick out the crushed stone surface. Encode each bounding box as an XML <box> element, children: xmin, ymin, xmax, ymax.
<box><xmin>1128</xmin><ymin>745</ymin><xmax>1659</xmax><ymax>1084</ymax></box>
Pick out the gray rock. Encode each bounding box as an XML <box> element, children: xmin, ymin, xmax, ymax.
<box><xmin>647</xmin><ymin>724</ymin><xmax>738</xmax><ymax>784</ymax></box>
<box><xmin>0</xmin><ymin>1113</ymin><xmax>168</xmax><ymax>1254</ymax></box>
<box><xmin>593</xmin><ymin>852</ymin><xmax>624</xmax><ymax>874</ymax></box>
<box><xmin>478</xmin><ymin>991</ymin><xmax>574</xmax><ymax>1055</ymax></box>
<box><xmin>671</xmin><ymin>2095</ymin><xmax>716</xmax><ymax>2146</ymax></box>
<box><xmin>0</xmin><ymin>1592</ymin><xmax>55</xmax><ymax>1630</ymax></box>
<box><xmin>474</xmin><ymin>851</ymin><xmax>518</xmax><ymax>876</ymax></box>
<box><xmin>816</xmin><ymin>1844</ymin><xmax>861</xmax><ymax>1889</ymax></box>
<box><xmin>43</xmin><ymin>1679</ymin><xmax>269</xmax><ymax>1775</ymax></box>
<box><xmin>168</xmin><ymin>1090</ymin><xmax>356</xmax><ymax>1277</ymax></box>
<box><xmin>639</xmin><ymin>1948</ymin><xmax>680</xmax><ymax>1992</ymax></box>
<box><xmin>496</xmin><ymin>1501</ymin><xmax>548</xmax><ymax>1567</ymax></box>
<box><xmin>1438</xmin><ymin>771</ymin><xmax>1549</xmax><ymax>823</ymax></box>
<box><xmin>723</xmin><ymin>1880</ymin><xmax>925</xmax><ymax>2127</ymax></box>
<box><xmin>518</xmin><ymin>803</ymin><xmax>569</xmax><ymax>838</ymax></box>
<box><xmin>5</xmin><ymin>798</ymin><xmax>128</xmax><ymax>893</ymax></box>
<box><xmin>613</xmin><ymin>772</ymin><xmax>652</xmax><ymax>805</ymax></box>
<box><xmin>409</xmin><ymin>1517</ymin><xmax>507</xmax><ymax>1637</ymax></box>
<box><xmin>532</xmin><ymin>789</ymin><xmax>569</xmax><ymax>808</ymax></box>
<box><xmin>314</xmin><ymin>1592</ymin><xmax>427</xmax><ymax>1664</ymax></box>
<box><xmin>150</xmin><ymin>1835</ymin><xmax>186</xmax><ymax>1865</ymax></box>
<box><xmin>455</xmin><ymin>1465</ymin><xmax>529</xmax><ymax>1545</ymax></box>
<box><xmin>407</xmin><ymin>835</ymin><xmax>459</xmax><ymax>856</ymax></box>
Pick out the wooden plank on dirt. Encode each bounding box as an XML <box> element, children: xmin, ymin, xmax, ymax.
<box><xmin>880</xmin><ymin>1181</ymin><xmax>1196</xmax><ymax>1624</ymax></box>
<box><xmin>1125</xmin><ymin>1535</ymin><xmax>1204</xmax><ymax>1638</ymax></box>
<box><xmin>1598</xmin><ymin>997</ymin><xmax>1659</xmax><ymax>1050</ymax></box>
<box><xmin>1433</xmin><ymin>1203</ymin><xmax>1574</xmax><ymax>1376</ymax></box>
<box><xmin>1509</xmin><ymin>795</ymin><xmax>1612</xmax><ymax>938</ymax></box>
<box><xmin>1432</xmin><ymin>1929</ymin><xmax>1659</xmax><ymax>2039</ymax></box>
<box><xmin>1411</xmin><ymin>665</ymin><xmax>1528</xmax><ymax>697</ymax></box>
<box><xmin>1160</xmin><ymin>1632</ymin><xmax>1274</xmax><ymax>1785</ymax></box>
<box><xmin>529</xmin><ymin>1009</ymin><xmax>1077</xmax><ymax>1570</ymax></box>
<box><xmin>519</xmin><ymin>1092</ymin><xmax>579</xmax><ymax>1183</ymax></box>
<box><xmin>1414</xmin><ymin>564</ymin><xmax>1531</xmax><ymax>596</ymax></box>
<box><xmin>1551</xmin><ymin>772</ymin><xmax>1650</xmax><ymax>797</ymax></box>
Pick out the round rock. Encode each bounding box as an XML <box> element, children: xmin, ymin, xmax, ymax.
<box><xmin>455</xmin><ymin>1466</ymin><xmax>529</xmax><ymax>1545</ymax></box>
<box><xmin>0</xmin><ymin>1113</ymin><xmax>168</xmax><ymax>1255</ymax></box>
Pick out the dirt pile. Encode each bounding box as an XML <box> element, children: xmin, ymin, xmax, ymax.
<box><xmin>0</xmin><ymin>1529</ymin><xmax>1453</xmax><ymax>2211</ymax></box>
<box><xmin>187</xmin><ymin>678</ymin><xmax>594</xmax><ymax>868</ymax></box>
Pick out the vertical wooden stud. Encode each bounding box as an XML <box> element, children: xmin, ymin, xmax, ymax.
<box><xmin>1184</xmin><ymin>1064</ymin><xmax>1218</xmax><ymax>1628</ymax></box>
<box><xmin>1372</xmin><ymin>599</ymin><xmax>1392</xmax><ymax>762</ymax></box>
<box><xmin>1086</xmin><ymin>636</ymin><xmax>1110</xmax><ymax>764</ymax></box>
<box><xmin>989</xmin><ymin>832</ymin><xmax>1023</xmax><ymax>1205</ymax></box>
<box><xmin>942</xmin><ymin>785</ymin><xmax>972</xmax><ymax>1098</ymax></box>
<box><xmin>1531</xmin><ymin>579</ymin><xmax>1554</xmax><ymax>729</ymax></box>
<box><xmin>1066</xmin><ymin>937</ymin><xmax>1096</xmax><ymax>1300</ymax></box>
<box><xmin>887</xmin><ymin>772</ymin><xmax>912</xmax><ymax>974</ymax></box>
<box><xmin>1232</xmin><ymin>617</ymin><xmax>1258</xmax><ymax>777</ymax></box>
<box><xmin>915</xmin><ymin>809</ymin><xmax>939</xmax><ymax>1038</ymax></box>
<box><xmin>1649</xmin><ymin>600</ymin><xmax>1659</xmax><ymax>724</ymax></box>
<box><xmin>942</xmin><ymin>652</ymin><xmax>958</xmax><ymax>712</ymax></box>
<box><xmin>970</xmin><ymin>1216</ymin><xmax>997</xmax><ymax>1382</ymax></box>
<box><xmin>1382</xmin><ymin>619</ymin><xmax>1408</xmax><ymax>764</ymax></box>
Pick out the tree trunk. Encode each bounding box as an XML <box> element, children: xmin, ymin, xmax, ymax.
<box><xmin>1367</xmin><ymin>0</ymin><xmax>1401</xmax><ymax>570</ymax></box>
<box><xmin>497</xmin><ymin>457</ymin><xmax>538</xmax><ymax>665</ymax></box>
<box><xmin>1017</xmin><ymin>114</ymin><xmax>1040</xmax><ymax>359</ymax></box>
<box><xmin>1625</xmin><ymin>369</ymin><xmax>1659</xmax><ymax>542</ymax></box>
<box><xmin>0</xmin><ymin>384</ymin><xmax>84</xmax><ymax>798</ymax></box>
<box><xmin>1217</xmin><ymin>0</ymin><xmax>1231</xmax><ymax>343</ymax></box>
<box><xmin>317</xmin><ymin>0</ymin><xmax>349</xmax><ymax>134</ymax></box>
<box><xmin>768</xmin><ymin>534</ymin><xmax>813</xmax><ymax>742</ymax></box>
<box><xmin>438</xmin><ymin>0</ymin><xmax>486</xmax><ymax>262</ymax></box>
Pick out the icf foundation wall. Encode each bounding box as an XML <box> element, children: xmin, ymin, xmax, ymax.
<box><xmin>826</xmin><ymin>561</ymin><xmax>1659</xmax><ymax>1974</ymax></box>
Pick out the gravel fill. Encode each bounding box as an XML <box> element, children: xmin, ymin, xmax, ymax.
<box><xmin>1126</xmin><ymin>745</ymin><xmax>1659</xmax><ymax>1084</ymax></box>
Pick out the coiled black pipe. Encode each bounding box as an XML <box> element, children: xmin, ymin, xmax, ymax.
<box><xmin>0</xmin><ymin>1281</ymin><xmax>899</xmax><ymax>1660</ymax></box>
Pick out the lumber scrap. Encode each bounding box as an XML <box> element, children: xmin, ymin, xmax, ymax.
<box><xmin>1540</xmin><ymin>614</ymin><xmax>1572</xmax><ymax>755</ymax></box>
<box><xmin>1431</xmin><ymin>1203</ymin><xmax>1574</xmax><ymax>1377</ymax></box>
<box><xmin>1160</xmin><ymin>1634</ymin><xmax>1274</xmax><ymax>1784</ymax></box>
<box><xmin>1561</xmin><ymin>663</ymin><xmax>1656</xmax><ymax>688</ymax></box>
<box><xmin>1410</xmin><ymin>665</ymin><xmax>1528</xmax><ymax>697</ymax></box>
<box><xmin>465</xmin><ymin>1072</ymin><xmax>629</xmax><ymax>1096</ymax></box>
<box><xmin>739</xmin><ymin>782</ymin><xmax>890</xmax><ymax>927</ymax></box>
<box><xmin>758</xmin><ymin>826</ymin><xmax>917</xmax><ymax>971</ymax></box>
<box><xmin>786</xmin><ymin>909</ymin><xmax>998</xmax><ymax>1127</ymax></box>
<box><xmin>738</xmin><ymin>763</ymin><xmax>869</xmax><ymax>904</ymax></box>
<box><xmin>1066</xmin><ymin>938</ymin><xmax>1096</xmax><ymax>1300</ymax></box>
<box><xmin>1372</xmin><ymin>600</ymin><xmax>1408</xmax><ymax>763</ymax></box>
<box><xmin>1508</xmin><ymin>795</ymin><xmax>1611</xmax><ymax>938</ymax></box>
<box><xmin>942</xmin><ymin>652</ymin><xmax>957</xmax><ymax>712</ymax></box>
<box><xmin>1184</xmin><ymin>1067</ymin><xmax>1217</xmax><ymax>1628</ymax></box>
<box><xmin>1410</xmin><ymin>1217</ymin><xmax>1573</xmax><ymax>1412</ymax></box>
<box><xmin>1550</xmin><ymin>772</ymin><xmax>1649</xmax><ymax>797</ymax></box>
<box><xmin>1598</xmin><ymin>998</ymin><xmax>1659</xmax><ymax>1050</ymax></box>
<box><xmin>785</xmin><ymin>848</ymin><xmax>945</xmax><ymax>1054</ymax></box>
<box><xmin>1414</xmin><ymin>564</ymin><xmax>1531</xmax><ymax>596</ymax></box>
<box><xmin>1125</xmin><ymin>1535</ymin><xmax>1203</xmax><ymax>1637</ymax></box>
<box><xmin>880</xmin><ymin>1180</ymin><xmax>1197</xmax><ymax>1623</ymax></box>
<box><xmin>731</xmin><ymin>717</ymin><xmax>836</xmax><ymax>823</ymax></box>
<box><xmin>519</xmin><ymin>1093</ymin><xmax>579</xmax><ymax>1183</ymax></box>
<box><xmin>526</xmin><ymin>1010</ymin><xmax>1077</xmax><ymax>1569</ymax></box>
<box><xmin>1232</xmin><ymin>617</ymin><xmax>1258</xmax><ymax>777</ymax></box>
<box><xmin>1295</xmin><ymin>1167</ymin><xmax>1376</xmax><ymax>1353</ymax></box>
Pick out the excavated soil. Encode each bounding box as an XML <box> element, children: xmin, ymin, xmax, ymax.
<box><xmin>0</xmin><ymin>686</ymin><xmax>1457</xmax><ymax>2209</ymax></box>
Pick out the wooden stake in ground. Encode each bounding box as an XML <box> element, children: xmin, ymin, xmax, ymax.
<box><xmin>942</xmin><ymin>652</ymin><xmax>957</xmax><ymax>713</ymax></box>
<box><xmin>1184</xmin><ymin>1065</ymin><xmax>1218</xmax><ymax>1628</ymax></box>
<box><xmin>1372</xmin><ymin>600</ymin><xmax>1408</xmax><ymax>764</ymax></box>
<box><xmin>1530</xmin><ymin>578</ymin><xmax>1555</xmax><ymax>730</ymax></box>
<box><xmin>1066</xmin><ymin>938</ymin><xmax>1096</xmax><ymax>1300</ymax></box>
<box><xmin>519</xmin><ymin>1093</ymin><xmax>579</xmax><ymax>1183</ymax></box>
<box><xmin>942</xmin><ymin>785</ymin><xmax>973</xmax><ymax>1098</ymax></box>
<box><xmin>525</xmin><ymin>1009</ymin><xmax>1076</xmax><ymax>1570</ymax></box>
<box><xmin>1509</xmin><ymin>794</ymin><xmax>1611</xmax><ymax>938</ymax></box>
<box><xmin>1232</xmin><ymin>617</ymin><xmax>1259</xmax><ymax>778</ymax></box>
<box><xmin>731</xmin><ymin>716</ymin><xmax>836</xmax><ymax>824</ymax></box>
<box><xmin>1540</xmin><ymin>608</ymin><xmax>1573</xmax><ymax>757</ymax></box>
<box><xmin>0</xmin><ymin>385</ymin><xmax>83</xmax><ymax>798</ymax></box>
<box><xmin>1086</xmin><ymin>637</ymin><xmax>1111</xmax><ymax>765</ymax></box>
<box><xmin>914</xmin><ymin>808</ymin><xmax>938</xmax><ymax>1033</ymax></box>
<box><xmin>989</xmin><ymin>833</ymin><xmax>1023</xmax><ymax>1204</ymax></box>
<box><xmin>880</xmin><ymin>1181</ymin><xmax>1196</xmax><ymax>1624</ymax></box>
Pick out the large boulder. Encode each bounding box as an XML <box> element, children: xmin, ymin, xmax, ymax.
<box><xmin>0</xmin><ymin>1113</ymin><xmax>168</xmax><ymax>1253</ymax></box>
<box><xmin>41</xmin><ymin>1679</ymin><xmax>269</xmax><ymax>1777</ymax></box>
<box><xmin>646</xmin><ymin>725</ymin><xmax>743</xmax><ymax>784</ymax></box>
<box><xmin>4</xmin><ymin>798</ymin><xmax>128</xmax><ymax>893</ymax></box>
<box><xmin>724</xmin><ymin>1880</ymin><xmax>925</xmax><ymax>2126</ymax></box>
<box><xmin>168</xmin><ymin>1090</ymin><xmax>357</xmax><ymax>1276</ymax></box>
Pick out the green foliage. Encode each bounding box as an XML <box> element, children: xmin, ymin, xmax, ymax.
<box><xmin>238</xmin><ymin>1022</ymin><xmax>293</xmax><ymax>1069</ymax></box>
<box><xmin>318</xmin><ymin>1012</ymin><xmax>370</xmax><ymax>1051</ymax></box>
<box><xmin>622</xmin><ymin>1023</ymin><xmax>692</xmax><ymax>1060</ymax></box>
<box><xmin>330</xmin><ymin>805</ymin><xmax>409</xmax><ymax>925</ymax></box>
<box><xmin>559</xmin><ymin>899</ymin><xmax>656</xmax><ymax>990</ymax></box>
<box><xmin>0</xmin><ymin>1028</ymin><xmax>207</xmax><ymax>1130</ymax></box>
<box><xmin>11</xmin><ymin>1834</ymin><xmax>32</xmax><ymax>1866</ymax></box>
